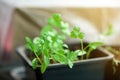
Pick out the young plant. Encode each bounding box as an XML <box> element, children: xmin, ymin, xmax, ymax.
<box><xmin>70</xmin><ymin>27</ymin><xmax>102</xmax><ymax>59</ymax></box>
<box><xmin>106</xmin><ymin>47</ymin><xmax>120</xmax><ymax>65</ymax></box>
<box><xmin>25</xmin><ymin>13</ymin><xmax>103</xmax><ymax>74</ymax></box>
<box><xmin>105</xmin><ymin>46</ymin><xmax>120</xmax><ymax>73</ymax></box>
<box><xmin>100</xmin><ymin>24</ymin><xmax>118</xmax><ymax>73</ymax></box>
<box><xmin>99</xmin><ymin>24</ymin><xmax>115</xmax><ymax>42</ymax></box>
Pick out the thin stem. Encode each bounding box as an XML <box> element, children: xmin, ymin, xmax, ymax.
<box><xmin>80</xmin><ymin>40</ymin><xmax>84</xmax><ymax>60</ymax></box>
<box><xmin>84</xmin><ymin>45</ymin><xmax>89</xmax><ymax>51</ymax></box>
<box><xmin>86</xmin><ymin>49</ymin><xmax>92</xmax><ymax>59</ymax></box>
<box><xmin>34</xmin><ymin>52</ymin><xmax>42</xmax><ymax>64</ymax></box>
<box><xmin>80</xmin><ymin>40</ymin><xmax>83</xmax><ymax>50</ymax></box>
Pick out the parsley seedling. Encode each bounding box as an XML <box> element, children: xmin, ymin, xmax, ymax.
<box><xmin>26</xmin><ymin>13</ymin><xmax>104</xmax><ymax>73</ymax></box>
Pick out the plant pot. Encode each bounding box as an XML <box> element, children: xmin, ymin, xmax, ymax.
<box><xmin>105</xmin><ymin>46</ymin><xmax>120</xmax><ymax>80</ymax></box>
<box><xmin>16</xmin><ymin>45</ymin><xmax>113</xmax><ymax>80</ymax></box>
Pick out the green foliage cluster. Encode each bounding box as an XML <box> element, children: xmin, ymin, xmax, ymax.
<box><xmin>26</xmin><ymin>13</ymin><xmax>103</xmax><ymax>73</ymax></box>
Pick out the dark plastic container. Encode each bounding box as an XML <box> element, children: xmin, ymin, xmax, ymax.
<box><xmin>17</xmin><ymin>46</ymin><xmax>113</xmax><ymax>80</ymax></box>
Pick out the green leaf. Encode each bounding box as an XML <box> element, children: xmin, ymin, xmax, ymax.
<box><xmin>25</xmin><ymin>37</ymin><xmax>33</xmax><ymax>49</ymax></box>
<box><xmin>47</xmin><ymin>31</ymin><xmax>57</xmax><ymax>37</ymax></box>
<box><xmin>63</xmin><ymin>44</ymin><xmax>69</xmax><ymax>48</ymax></box>
<box><xmin>47</xmin><ymin>36</ymin><xmax>52</xmax><ymax>42</ymax></box>
<box><xmin>33</xmin><ymin>37</ymin><xmax>41</xmax><ymax>44</ymax></box>
<box><xmin>68</xmin><ymin>59</ymin><xmax>73</xmax><ymax>68</ymax></box>
<box><xmin>60</xmin><ymin>21</ymin><xmax>70</xmax><ymax>35</ymax></box>
<box><xmin>62</xmin><ymin>29</ymin><xmax>70</xmax><ymax>35</ymax></box>
<box><xmin>104</xmin><ymin>24</ymin><xmax>114</xmax><ymax>36</ymax></box>
<box><xmin>41</xmin><ymin>62</ymin><xmax>47</xmax><ymax>74</ymax></box>
<box><xmin>36</xmin><ymin>49</ymin><xmax>42</xmax><ymax>56</ymax></box>
<box><xmin>75</xmin><ymin>50</ymin><xmax>86</xmax><ymax>56</ymax></box>
<box><xmin>61</xmin><ymin>21</ymin><xmax>69</xmax><ymax>29</ymax></box>
<box><xmin>25</xmin><ymin>37</ymin><xmax>37</xmax><ymax>53</ymax></box>
<box><xmin>53</xmin><ymin>53</ymin><xmax>67</xmax><ymax>64</ymax></box>
<box><xmin>78</xmin><ymin>32</ymin><xmax>84</xmax><ymax>39</ymax></box>
<box><xmin>88</xmin><ymin>42</ymin><xmax>103</xmax><ymax>50</ymax></box>
<box><xmin>41</xmin><ymin>25</ymin><xmax>53</xmax><ymax>35</ymax></box>
<box><xmin>67</xmin><ymin>51</ymin><xmax>78</xmax><ymax>61</ymax></box>
<box><xmin>48</xmin><ymin>18</ymin><xmax>56</xmax><ymax>26</ymax></box>
<box><xmin>43</xmin><ymin>54</ymin><xmax>50</xmax><ymax>67</ymax></box>
<box><xmin>48</xmin><ymin>13</ymin><xmax>62</xmax><ymax>27</ymax></box>
<box><xmin>73</xmin><ymin>26</ymin><xmax>80</xmax><ymax>31</ymax></box>
<box><xmin>71</xmin><ymin>27</ymin><xmax>84</xmax><ymax>39</ymax></box>
<box><xmin>71</xmin><ymin>27</ymin><xmax>79</xmax><ymax>38</ymax></box>
<box><xmin>32</xmin><ymin>58</ymin><xmax>38</xmax><ymax>69</ymax></box>
<box><xmin>53</xmin><ymin>13</ymin><xmax>62</xmax><ymax>23</ymax></box>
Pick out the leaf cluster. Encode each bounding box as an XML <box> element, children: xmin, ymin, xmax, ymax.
<box><xmin>26</xmin><ymin>13</ymin><xmax>105</xmax><ymax>73</ymax></box>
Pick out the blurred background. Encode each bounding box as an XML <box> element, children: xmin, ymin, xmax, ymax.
<box><xmin>1</xmin><ymin>0</ymin><xmax>120</xmax><ymax>80</ymax></box>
